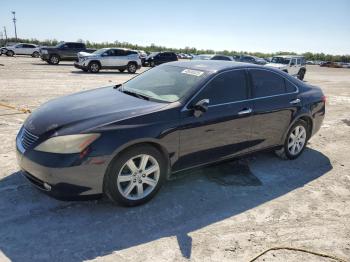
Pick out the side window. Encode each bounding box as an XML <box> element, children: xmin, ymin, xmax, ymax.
<box><xmin>296</xmin><ymin>58</ymin><xmax>301</xmax><ymax>65</ymax></box>
<box><xmin>16</xmin><ymin>44</ymin><xmax>23</xmax><ymax>48</ymax></box>
<box><xmin>285</xmin><ymin>80</ymin><xmax>297</xmax><ymax>93</ymax></box>
<box><xmin>250</xmin><ymin>69</ymin><xmax>286</xmax><ymax>97</ymax></box>
<box><xmin>105</xmin><ymin>49</ymin><xmax>116</xmax><ymax>56</ymax></box>
<box><xmin>290</xmin><ymin>58</ymin><xmax>296</xmax><ymax>66</ymax></box>
<box><xmin>115</xmin><ymin>49</ymin><xmax>126</xmax><ymax>56</ymax></box>
<box><xmin>126</xmin><ymin>50</ymin><xmax>137</xmax><ymax>55</ymax></box>
<box><xmin>195</xmin><ymin>70</ymin><xmax>247</xmax><ymax>105</ymax></box>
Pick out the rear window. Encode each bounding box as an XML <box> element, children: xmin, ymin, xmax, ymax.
<box><xmin>250</xmin><ymin>69</ymin><xmax>286</xmax><ymax>97</ymax></box>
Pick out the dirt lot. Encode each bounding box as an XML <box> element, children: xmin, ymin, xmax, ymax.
<box><xmin>0</xmin><ymin>56</ymin><xmax>349</xmax><ymax>262</ymax></box>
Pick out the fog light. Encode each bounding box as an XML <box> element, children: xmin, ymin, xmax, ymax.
<box><xmin>43</xmin><ymin>182</ymin><xmax>52</xmax><ymax>191</ymax></box>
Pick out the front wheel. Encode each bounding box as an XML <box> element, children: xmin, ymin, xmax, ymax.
<box><xmin>6</xmin><ymin>50</ymin><xmax>14</xmax><ymax>57</ymax></box>
<box><xmin>275</xmin><ymin>120</ymin><xmax>309</xmax><ymax>160</ymax></box>
<box><xmin>104</xmin><ymin>145</ymin><xmax>166</xmax><ymax>206</ymax></box>
<box><xmin>48</xmin><ymin>55</ymin><xmax>60</xmax><ymax>65</ymax></box>
<box><xmin>150</xmin><ymin>61</ymin><xmax>155</xmax><ymax>67</ymax></box>
<box><xmin>88</xmin><ymin>62</ymin><xmax>100</xmax><ymax>73</ymax></box>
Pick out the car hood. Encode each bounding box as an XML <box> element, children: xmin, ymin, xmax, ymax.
<box><xmin>24</xmin><ymin>86</ymin><xmax>167</xmax><ymax>136</ymax></box>
<box><xmin>265</xmin><ymin>63</ymin><xmax>287</xmax><ymax>69</ymax></box>
<box><xmin>78</xmin><ymin>51</ymin><xmax>98</xmax><ymax>58</ymax></box>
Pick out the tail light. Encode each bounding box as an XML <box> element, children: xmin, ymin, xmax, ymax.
<box><xmin>321</xmin><ymin>95</ymin><xmax>326</xmax><ymax>102</ymax></box>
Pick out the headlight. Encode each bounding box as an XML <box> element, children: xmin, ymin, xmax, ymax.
<box><xmin>34</xmin><ymin>134</ymin><xmax>100</xmax><ymax>154</ymax></box>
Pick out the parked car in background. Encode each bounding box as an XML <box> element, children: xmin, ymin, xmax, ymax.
<box><xmin>136</xmin><ymin>50</ymin><xmax>147</xmax><ymax>65</ymax></box>
<box><xmin>3</xmin><ymin>43</ymin><xmax>40</xmax><ymax>57</ymax></box>
<box><xmin>265</xmin><ymin>55</ymin><xmax>306</xmax><ymax>80</ymax></box>
<box><xmin>16</xmin><ymin>61</ymin><xmax>325</xmax><ymax>206</ymax></box>
<box><xmin>40</xmin><ymin>42</ymin><xmax>96</xmax><ymax>65</ymax></box>
<box><xmin>210</xmin><ymin>55</ymin><xmax>235</xmax><ymax>61</ymax></box>
<box><xmin>144</xmin><ymin>52</ymin><xmax>178</xmax><ymax>67</ymax></box>
<box><xmin>320</xmin><ymin>61</ymin><xmax>343</xmax><ymax>68</ymax></box>
<box><xmin>236</xmin><ymin>55</ymin><xmax>267</xmax><ymax>65</ymax></box>
<box><xmin>74</xmin><ymin>48</ymin><xmax>141</xmax><ymax>73</ymax></box>
<box><xmin>192</xmin><ymin>54</ymin><xmax>215</xmax><ymax>60</ymax></box>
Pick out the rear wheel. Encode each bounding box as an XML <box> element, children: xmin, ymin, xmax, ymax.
<box><xmin>127</xmin><ymin>63</ymin><xmax>137</xmax><ymax>74</ymax></box>
<box><xmin>297</xmin><ymin>69</ymin><xmax>305</xmax><ymax>80</ymax></box>
<box><xmin>104</xmin><ymin>145</ymin><xmax>166</xmax><ymax>206</ymax></box>
<box><xmin>88</xmin><ymin>62</ymin><xmax>100</xmax><ymax>73</ymax></box>
<box><xmin>6</xmin><ymin>50</ymin><xmax>14</xmax><ymax>57</ymax></box>
<box><xmin>275</xmin><ymin>120</ymin><xmax>309</xmax><ymax>160</ymax></box>
<box><xmin>32</xmin><ymin>51</ymin><xmax>40</xmax><ymax>58</ymax></box>
<box><xmin>48</xmin><ymin>55</ymin><xmax>60</xmax><ymax>65</ymax></box>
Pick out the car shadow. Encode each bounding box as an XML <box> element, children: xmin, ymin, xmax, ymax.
<box><xmin>70</xmin><ymin>70</ymin><xmax>141</xmax><ymax>75</ymax></box>
<box><xmin>0</xmin><ymin>148</ymin><xmax>332</xmax><ymax>261</ymax></box>
<box><xmin>31</xmin><ymin>63</ymin><xmax>74</xmax><ymax>67</ymax></box>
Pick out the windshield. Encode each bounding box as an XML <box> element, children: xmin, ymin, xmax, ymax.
<box><xmin>147</xmin><ymin>52</ymin><xmax>159</xmax><ymax>58</ymax></box>
<box><xmin>192</xmin><ymin>55</ymin><xmax>214</xmax><ymax>60</ymax></box>
<box><xmin>93</xmin><ymin>48</ymin><xmax>109</xmax><ymax>55</ymax></box>
<box><xmin>122</xmin><ymin>65</ymin><xmax>208</xmax><ymax>102</ymax></box>
<box><xmin>55</xmin><ymin>42</ymin><xmax>65</xmax><ymax>48</ymax></box>
<box><xmin>271</xmin><ymin>57</ymin><xmax>291</xmax><ymax>64</ymax></box>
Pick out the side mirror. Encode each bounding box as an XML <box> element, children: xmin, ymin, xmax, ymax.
<box><xmin>193</xmin><ymin>99</ymin><xmax>209</xmax><ymax>117</ymax></box>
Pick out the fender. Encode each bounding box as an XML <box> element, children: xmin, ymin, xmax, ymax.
<box><xmin>106</xmin><ymin>137</ymin><xmax>174</xmax><ymax>179</ymax></box>
<box><xmin>281</xmin><ymin>108</ymin><xmax>313</xmax><ymax>143</ymax></box>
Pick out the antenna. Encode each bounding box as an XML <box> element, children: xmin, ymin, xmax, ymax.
<box><xmin>11</xmin><ymin>11</ymin><xmax>17</xmax><ymax>41</ymax></box>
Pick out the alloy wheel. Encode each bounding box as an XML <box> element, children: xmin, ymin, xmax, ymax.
<box><xmin>287</xmin><ymin>125</ymin><xmax>307</xmax><ymax>155</ymax></box>
<box><xmin>117</xmin><ymin>154</ymin><xmax>160</xmax><ymax>200</ymax></box>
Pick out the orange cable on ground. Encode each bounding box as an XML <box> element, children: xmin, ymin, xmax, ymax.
<box><xmin>0</xmin><ymin>103</ymin><xmax>31</xmax><ymax>113</ymax></box>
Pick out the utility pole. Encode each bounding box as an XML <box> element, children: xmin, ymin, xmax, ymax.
<box><xmin>3</xmin><ymin>26</ymin><xmax>8</xmax><ymax>44</ymax></box>
<box><xmin>11</xmin><ymin>11</ymin><xmax>17</xmax><ymax>41</ymax></box>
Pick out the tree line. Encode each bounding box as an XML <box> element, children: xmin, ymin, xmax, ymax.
<box><xmin>1</xmin><ymin>37</ymin><xmax>349</xmax><ymax>62</ymax></box>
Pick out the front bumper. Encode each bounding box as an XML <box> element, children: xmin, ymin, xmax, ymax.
<box><xmin>74</xmin><ymin>61</ymin><xmax>88</xmax><ymax>70</ymax></box>
<box><xmin>16</xmin><ymin>130</ymin><xmax>107</xmax><ymax>200</ymax></box>
<box><xmin>40</xmin><ymin>53</ymin><xmax>49</xmax><ymax>61</ymax></box>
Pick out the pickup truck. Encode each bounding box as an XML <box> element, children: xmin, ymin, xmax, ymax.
<box><xmin>40</xmin><ymin>42</ymin><xmax>96</xmax><ymax>65</ymax></box>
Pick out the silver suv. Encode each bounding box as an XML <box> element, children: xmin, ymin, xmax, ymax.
<box><xmin>265</xmin><ymin>55</ymin><xmax>306</xmax><ymax>80</ymax></box>
<box><xmin>74</xmin><ymin>48</ymin><xmax>141</xmax><ymax>73</ymax></box>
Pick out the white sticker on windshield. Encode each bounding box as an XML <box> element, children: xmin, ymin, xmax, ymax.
<box><xmin>181</xmin><ymin>69</ymin><xmax>204</xmax><ymax>77</ymax></box>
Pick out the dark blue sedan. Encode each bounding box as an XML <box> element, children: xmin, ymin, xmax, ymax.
<box><xmin>16</xmin><ymin>61</ymin><xmax>325</xmax><ymax>206</ymax></box>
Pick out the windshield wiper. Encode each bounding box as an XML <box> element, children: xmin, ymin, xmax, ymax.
<box><xmin>118</xmin><ymin>88</ymin><xmax>150</xmax><ymax>101</ymax></box>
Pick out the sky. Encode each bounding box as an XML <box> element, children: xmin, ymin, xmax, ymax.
<box><xmin>0</xmin><ymin>0</ymin><xmax>349</xmax><ymax>55</ymax></box>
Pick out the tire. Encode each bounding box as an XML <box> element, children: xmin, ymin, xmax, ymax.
<box><xmin>297</xmin><ymin>69</ymin><xmax>305</xmax><ymax>80</ymax></box>
<box><xmin>104</xmin><ymin>145</ymin><xmax>166</xmax><ymax>206</ymax></box>
<box><xmin>32</xmin><ymin>51</ymin><xmax>40</xmax><ymax>58</ymax></box>
<box><xmin>118</xmin><ymin>69</ymin><xmax>125</xmax><ymax>73</ymax></box>
<box><xmin>48</xmin><ymin>55</ymin><xmax>60</xmax><ymax>65</ymax></box>
<box><xmin>150</xmin><ymin>61</ymin><xmax>155</xmax><ymax>67</ymax></box>
<box><xmin>6</xmin><ymin>50</ymin><xmax>14</xmax><ymax>57</ymax></box>
<box><xmin>88</xmin><ymin>61</ymin><xmax>100</xmax><ymax>73</ymax></box>
<box><xmin>127</xmin><ymin>63</ymin><xmax>137</xmax><ymax>74</ymax></box>
<box><xmin>275</xmin><ymin>120</ymin><xmax>309</xmax><ymax>160</ymax></box>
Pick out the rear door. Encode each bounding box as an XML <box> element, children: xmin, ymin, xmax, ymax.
<box><xmin>248</xmin><ymin>68</ymin><xmax>300</xmax><ymax>150</ymax></box>
<box><xmin>289</xmin><ymin>58</ymin><xmax>298</xmax><ymax>76</ymax></box>
<box><xmin>176</xmin><ymin>69</ymin><xmax>254</xmax><ymax>170</ymax></box>
<box><xmin>23</xmin><ymin>44</ymin><xmax>36</xmax><ymax>55</ymax></box>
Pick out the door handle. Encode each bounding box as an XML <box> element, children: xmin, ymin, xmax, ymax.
<box><xmin>290</xmin><ymin>98</ymin><xmax>301</xmax><ymax>105</ymax></box>
<box><xmin>238</xmin><ymin>108</ymin><xmax>252</xmax><ymax>115</ymax></box>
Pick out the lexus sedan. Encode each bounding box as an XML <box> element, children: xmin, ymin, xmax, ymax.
<box><xmin>16</xmin><ymin>61</ymin><xmax>325</xmax><ymax>206</ymax></box>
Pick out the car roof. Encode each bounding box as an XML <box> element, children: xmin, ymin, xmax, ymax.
<box><xmin>273</xmin><ymin>55</ymin><xmax>304</xmax><ymax>58</ymax></box>
<box><xmin>165</xmin><ymin>60</ymin><xmax>263</xmax><ymax>73</ymax></box>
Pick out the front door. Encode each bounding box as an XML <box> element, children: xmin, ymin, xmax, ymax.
<box><xmin>175</xmin><ymin>69</ymin><xmax>254</xmax><ymax>171</ymax></box>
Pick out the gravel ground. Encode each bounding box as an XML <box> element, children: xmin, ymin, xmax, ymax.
<box><xmin>0</xmin><ymin>56</ymin><xmax>349</xmax><ymax>262</ymax></box>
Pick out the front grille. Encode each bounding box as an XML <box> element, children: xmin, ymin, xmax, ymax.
<box><xmin>21</xmin><ymin>128</ymin><xmax>39</xmax><ymax>149</ymax></box>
